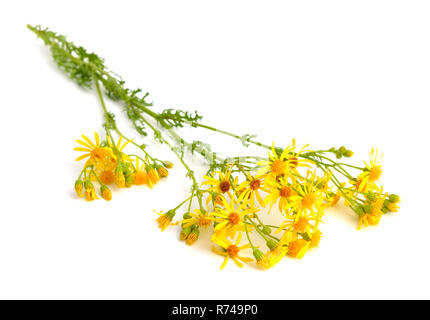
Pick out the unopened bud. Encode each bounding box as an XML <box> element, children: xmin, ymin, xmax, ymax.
<box><xmin>100</xmin><ymin>185</ymin><xmax>112</xmax><ymax>201</ymax></box>
<box><xmin>253</xmin><ymin>248</ymin><xmax>265</xmax><ymax>262</ymax></box>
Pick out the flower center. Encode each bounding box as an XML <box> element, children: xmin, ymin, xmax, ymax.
<box><xmin>301</xmin><ymin>194</ymin><xmax>315</xmax><ymax>208</ymax></box>
<box><xmin>294</xmin><ymin>217</ymin><xmax>309</xmax><ymax>232</ymax></box>
<box><xmin>271</xmin><ymin>159</ymin><xmax>287</xmax><ymax>175</ymax></box>
<box><xmin>369</xmin><ymin>166</ymin><xmax>382</xmax><ymax>182</ymax></box>
<box><xmin>229</xmin><ymin>212</ymin><xmax>240</xmax><ymax>225</ymax></box>
<box><xmin>100</xmin><ymin>170</ymin><xmax>115</xmax><ymax>185</ymax></box>
<box><xmin>219</xmin><ymin>181</ymin><xmax>231</xmax><ymax>193</ymax></box>
<box><xmin>280</xmin><ymin>186</ymin><xmax>292</xmax><ymax>198</ymax></box>
<box><xmin>250</xmin><ymin>179</ymin><xmax>261</xmax><ymax>190</ymax></box>
<box><xmin>227</xmin><ymin>245</ymin><xmax>239</xmax><ymax>257</ymax></box>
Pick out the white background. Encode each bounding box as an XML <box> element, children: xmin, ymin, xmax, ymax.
<box><xmin>0</xmin><ymin>0</ymin><xmax>429</xmax><ymax>299</ymax></box>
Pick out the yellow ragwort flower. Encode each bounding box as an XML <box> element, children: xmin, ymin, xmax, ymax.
<box><xmin>182</xmin><ymin>209</ymin><xmax>212</xmax><ymax>229</ymax></box>
<box><xmin>210</xmin><ymin>197</ymin><xmax>258</xmax><ymax>241</ymax></box>
<box><xmin>264</xmin><ymin>176</ymin><xmax>299</xmax><ymax>213</ymax></box>
<box><xmin>100</xmin><ymin>185</ymin><xmax>112</xmax><ymax>201</ymax></box>
<box><xmin>237</xmin><ymin>172</ymin><xmax>266</xmax><ymax>207</ymax></box>
<box><xmin>74</xmin><ymin>132</ymin><xmax>116</xmax><ymax>169</ymax></box>
<box><xmin>147</xmin><ymin>166</ymin><xmax>160</xmax><ymax>188</ymax></box>
<box><xmin>201</xmin><ymin>164</ymin><xmax>238</xmax><ymax>200</ymax></box>
<box><xmin>287</xmin><ymin>238</ymin><xmax>310</xmax><ymax>259</ymax></box>
<box><xmin>212</xmin><ymin>233</ymin><xmax>253</xmax><ymax>269</ymax></box>
<box><xmin>357</xmin><ymin>148</ymin><xmax>383</xmax><ymax>193</ymax></box>
<box><xmin>155</xmin><ymin>210</ymin><xmax>177</xmax><ymax>231</ymax></box>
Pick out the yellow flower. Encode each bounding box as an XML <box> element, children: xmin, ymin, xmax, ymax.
<box><xmin>132</xmin><ymin>158</ymin><xmax>147</xmax><ymax>185</ymax></box>
<box><xmin>155</xmin><ymin>210</ymin><xmax>177</xmax><ymax>231</ymax></box>
<box><xmin>84</xmin><ymin>180</ymin><xmax>98</xmax><ymax>201</ymax></box>
<box><xmin>277</xmin><ymin>209</ymin><xmax>322</xmax><ymax>235</ymax></box>
<box><xmin>258</xmin><ymin>140</ymin><xmax>312</xmax><ymax>183</ymax></box>
<box><xmin>157</xmin><ymin>166</ymin><xmax>169</xmax><ymax>177</ymax></box>
<box><xmin>264</xmin><ymin>177</ymin><xmax>300</xmax><ymax>212</ymax></box>
<box><xmin>357</xmin><ymin>190</ymin><xmax>387</xmax><ymax>230</ymax></box>
<box><xmin>164</xmin><ymin>161</ymin><xmax>174</xmax><ymax>169</ymax></box>
<box><xmin>182</xmin><ymin>209</ymin><xmax>212</xmax><ymax>229</ymax></box>
<box><xmin>309</xmin><ymin>229</ymin><xmax>322</xmax><ymax>248</ymax></box>
<box><xmin>201</xmin><ymin>164</ymin><xmax>238</xmax><ymax>199</ymax></box>
<box><xmin>287</xmin><ymin>239</ymin><xmax>310</xmax><ymax>259</ymax></box>
<box><xmin>357</xmin><ymin>212</ymin><xmax>382</xmax><ymax>230</ymax></box>
<box><xmin>74</xmin><ymin>132</ymin><xmax>116</xmax><ymax>169</ymax></box>
<box><xmin>357</xmin><ymin>148</ymin><xmax>383</xmax><ymax>193</ymax></box>
<box><xmin>252</xmin><ymin>249</ymin><xmax>271</xmax><ymax>269</ymax></box>
<box><xmin>74</xmin><ymin>180</ymin><xmax>84</xmax><ymax>197</ymax></box>
<box><xmin>107</xmin><ymin>135</ymin><xmax>132</xmax><ymax>157</ymax></box>
<box><xmin>114</xmin><ymin>166</ymin><xmax>125</xmax><ymax>188</ymax></box>
<box><xmin>212</xmin><ymin>233</ymin><xmax>253</xmax><ymax>269</ymax></box>
<box><xmin>282</xmin><ymin>172</ymin><xmax>324</xmax><ymax>219</ymax></box>
<box><xmin>147</xmin><ymin>166</ymin><xmax>160</xmax><ymax>188</ymax></box>
<box><xmin>257</xmin><ymin>143</ymin><xmax>290</xmax><ymax>178</ymax></box>
<box><xmin>97</xmin><ymin>169</ymin><xmax>115</xmax><ymax>185</ymax></box>
<box><xmin>100</xmin><ymin>185</ymin><xmax>112</xmax><ymax>201</ymax></box>
<box><xmin>237</xmin><ymin>172</ymin><xmax>266</xmax><ymax>207</ymax></box>
<box><xmin>186</xmin><ymin>227</ymin><xmax>200</xmax><ymax>245</ymax></box>
<box><xmin>210</xmin><ymin>197</ymin><xmax>258</xmax><ymax>241</ymax></box>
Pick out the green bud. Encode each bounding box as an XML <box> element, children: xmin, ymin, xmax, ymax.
<box><xmin>180</xmin><ymin>226</ymin><xmax>192</xmax><ymax>241</ymax></box>
<box><xmin>125</xmin><ymin>175</ymin><xmax>133</xmax><ymax>187</ymax></box>
<box><xmin>262</xmin><ymin>225</ymin><xmax>271</xmax><ymax>235</ymax></box>
<box><xmin>339</xmin><ymin>146</ymin><xmax>346</xmax><ymax>153</ymax></box>
<box><xmin>84</xmin><ymin>180</ymin><xmax>94</xmax><ymax>190</ymax></box>
<box><xmin>366</xmin><ymin>192</ymin><xmax>377</xmax><ymax>202</ymax></box>
<box><xmin>253</xmin><ymin>249</ymin><xmax>265</xmax><ymax>262</ymax></box>
<box><xmin>266</xmin><ymin>239</ymin><xmax>278</xmax><ymax>251</ymax></box>
<box><xmin>343</xmin><ymin>150</ymin><xmax>354</xmax><ymax>157</ymax></box>
<box><xmin>183</xmin><ymin>212</ymin><xmax>192</xmax><ymax>220</ymax></box>
<box><xmin>165</xmin><ymin>209</ymin><xmax>176</xmax><ymax>220</ymax></box>
<box><xmin>388</xmin><ymin>194</ymin><xmax>401</xmax><ymax>203</ymax></box>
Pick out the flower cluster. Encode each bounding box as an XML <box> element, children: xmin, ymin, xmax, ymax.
<box><xmin>74</xmin><ymin>132</ymin><xmax>171</xmax><ymax>201</ymax></box>
<box><xmin>30</xmin><ymin>25</ymin><xmax>400</xmax><ymax>271</ymax></box>
<box><xmin>157</xmin><ymin>141</ymin><xmax>400</xmax><ymax>270</ymax></box>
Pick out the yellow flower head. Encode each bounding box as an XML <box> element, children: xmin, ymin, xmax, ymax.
<box><xmin>107</xmin><ymin>135</ymin><xmax>132</xmax><ymax>157</ymax></box>
<box><xmin>357</xmin><ymin>148</ymin><xmax>383</xmax><ymax>193</ymax></box>
<box><xmin>132</xmin><ymin>157</ymin><xmax>147</xmax><ymax>185</ymax></box>
<box><xmin>264</xmin><ymin>176</ymin><xmax>300</xmax><ymax>213</ymax></box>
<box><xmin>357</xmin><ymin>189</ymin><xmax>387</xmax><ymax>230</ymax></box>
<box><xmin>84</xmin><ymin>180</ymin><xmax>97</xmax><ymax>201</ymax></box>
<box><xmin>258</xmin><ymin>140</ymin><xmax>313</xmax><ymax>183</ymax></box>
<box><xmin>212</xmin><ymin>233</ymin><xmax>253</xmax><ymax>269</ymax></box>
<box><xmin>74</xmin><ymin>179</ymin><xmax>84</xmax><ymax>197</ymax></box>
<box><xmin>100</xmin><ymin>185</ymin><xmax>112</xmax><ymax>201</ymax></box>
<box><xmin>201</xmin><ymin>164</ymin><xmax>239</xmax><ymax>199</ymax></box>
<box><xmin>147</xmin><ymin>166</ymin><xmax>160</xmax><ymax>188</ymax></box>
<box><xmin>282</xmin><ymin>171</ymin><xmax>324</xmax><ymax>218</ymax></box>
<box><xmin>186</xmin><ymin>227</ymin><xmax>200</xmax><ymax>245</ymax></box>
<box><xmin>182</xmin><ymin>209</ymin><xmax>212</xmax><ymax>229</ymax></box>
<box><xmin>74</xmin><ymin>132</ymin><xmax>116</xmax><ymax>170</ymax></box>
<box><xmin>210</xmin><ymin>197</ymin><xmax>258</xmax><ymax>241</ymax></box>
<box><xmin>287</xmin><ymin>238</ymin><xmax>310</xmax><ymax>259</ymax></box>
<box><xmin>237</xmin><ymin>172</ymin><xmax>266</xmax><ymax>207</ymax></box>
<box><xmin>155</xmin><ymin>210</ymin><xmax>176</xmax><ymax>231</ymax></box>
<box><xmin>308</xmin><ymin>229</ymin><xmax>321</xmax><ymax>248</ymax></box>
<box><xmin>114</xmin><ymin>166</ymin><xmax>125</xmax><ymax>188</ymax></box>
<box><xmin>98</xmin><ymin>169</ymin><xmax>115</xmax><ymax>185</ymax></box>
<box><xmin>277</xmin><ymin>209</ymin><xmax>322</xmax><ymax>235</ymax></box>
<box><xmin>157</xmin><ymin>166</ymin><xmax>169</xmax><ymax>178</ymax></box>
